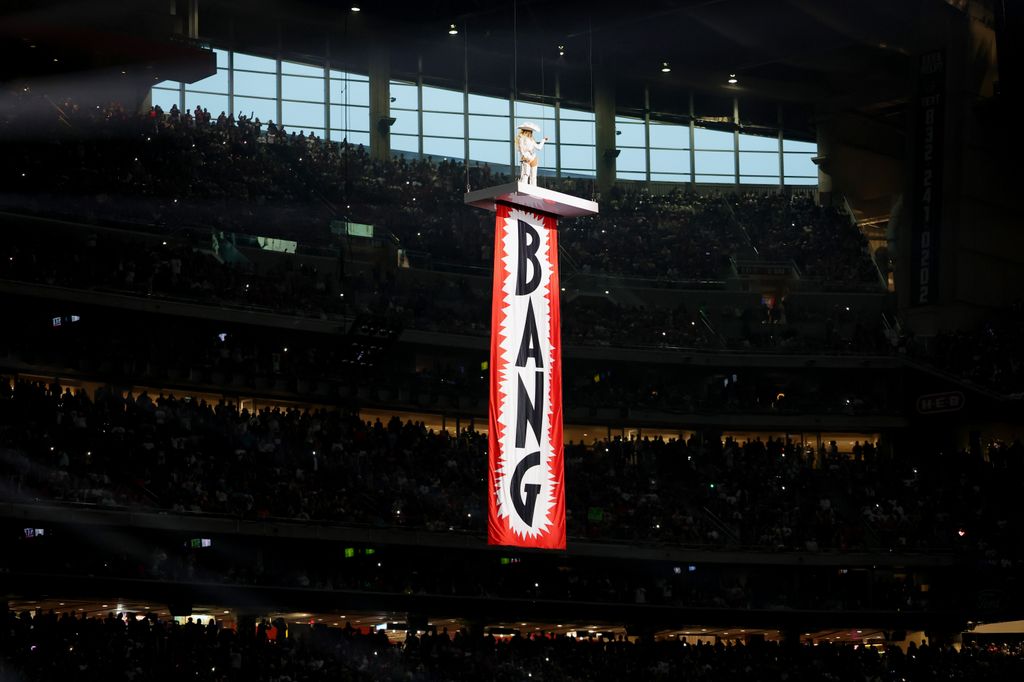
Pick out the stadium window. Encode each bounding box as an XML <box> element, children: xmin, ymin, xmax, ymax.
<box><xmin>233</xmin><ymin>96</ymin><xmax>276</xmax><ymax>125</ymax></box>
<box><xmin>694</xmin><ymin>150</ymin><xmax>735</xmax><ymax>178</ymax></box>
<box><xmin>423</xmin><ymin>136</ymin><xmax>461</xmax><ymax>160</ymax></box>
<box><xmin>151</xmin><ymin>86</ymin><xmax>180</xmax><ymax>111</ymax></box>
<box><xmin>391</xmin><ymin>134</ymin><xmax>420</xmax><ymax>155</ymax></box>
<box><xmin>738</xmin><ymin>132</ymin><xmax>777</xmax><ymax>152</ymax></box>
<box><xmin>186</xmin><ymin>93</ymin><xmax>228</xmax><ymax>119</ymax></box>
<box><xmin>329</xmin><ymin>104</ymin><xmax>369</xmax><ymax>132</ymax></box>
<box><xmin>282</xmin><ymin>75</ymin><xmax>324</xmax><ymax>103</ymax></box>
<box><xmin>281</xmin><ymin>59</ymin><xmax>322</xmax><ymax>77</ymax></box>
<box><xmin>782</xmin><ymin>138</ymin><xmax>817</xmax><ymax>185</ymax></box>
<box><xmin>391</xmin><ymin>113</ymin><xmax>419</xmax><ymax>136</ymax></box>
<box><xmin>332</xmin><ymin>130</ymin><xmax>370</xmax><ymax>147</ymax></box>
<box><xmin>783</xmin><ymin>138</ymin><xmax>816</xmax><ymax>153</ymax></box>
<box><xmin>614</xmin><ymin>115</ymin><xmax>645</xmax><ymax>148</ymax></box>
<box><xmin>560</xmin><ymin>144</ymin><xmax>596</xmax><ymax>175</ymax></box>
<box><xmin>233</xmin><ymin>70</ymin><xmax>277</xmax><ymax>98</ymax></box>
<box><xmin>390</xmin><ymin>81</ymin><xmax>418</xmax><ymax>111</ymax></box>
<box><xmin>739</xmin><ymin>150</ymin><xmax>779</xmax><ymax>183</ymax></box>
<box><xmin>469</xmin><ymin>140</ymin><xmax>510</xmax><ymax>166</ymax></box>
<box><xmin>468</xmin><ymin>115</ymin><xmax>508</xmax><ymax>141</ymax></box>
<box><xmin>422</xmin><ymin>84</ymin><xmax>464</xmax><ymax>113</ymax></box>
<box><xmin>649</xmin><ymin>121</ymin><xmax>688</xmax><ymax>150</ymax></box>
<box><xmin>650</xmin><ymin>149</ymin><xmax>689</xmax><ymax>175</ymax></box>
<box><xmin>282</xmin><ymin>101</ymin><xmax>325</xmax><ymax>129</ymax></box>
<box><xmin>232</xmin><ymin>53</ymin><xmax>276</xmax><ymax>73</ymax></box>
<box><xmin>422</xmin><ymin>111</ymin><xmax>464</xmax><ymax>138</ymax></box>
<box><xmin>783</xmin><ymin>155</ymin><xmax>817</xmax><ymax>184</ymax></box>
<box><xmin>468</xmin><ymin>93</ymin><xmax>508</xmax><ymax>116</ymax></box>
<box><xmin>693</xmin><ymin>126</ymin><xmax>733</xmax><ymax>151</ymax></box>
<box><xmin>329</xmin><ymin>73</ymin><xmax>369</xmax><ymax>107</ymax></box>
<box><xmin>185</xmin><ymin>68</ymin><xmax>228</xmax><ymax>95</ymax></box>
<box><xmin>560</xmin><ymin>119</ymin><xmax>595</xmax><ymax>146</ymax></box>
<box><xmin>616</xmin><ymin>147</ymin><xmax>646</xmax><ymax>177</ymax></box>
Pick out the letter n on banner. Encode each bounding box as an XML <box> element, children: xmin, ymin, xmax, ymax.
<box><xmin>488</xmin><ymin>202</ymin><xmax>566</xmax><ymax>549</ymax></box>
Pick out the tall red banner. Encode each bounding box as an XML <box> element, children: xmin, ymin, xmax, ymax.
<box><xmin>487</xmin><ymin>202</ymin><xmax>566</xmax><ymax>549</ymax></box>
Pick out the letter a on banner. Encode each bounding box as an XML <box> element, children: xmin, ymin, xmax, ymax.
<box><xmin>488</xmin><ymin>203</ymin><xmax>565</xmax><ymax>549</ymax></box>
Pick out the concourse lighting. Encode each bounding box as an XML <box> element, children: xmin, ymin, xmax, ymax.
<box><xmin>727</xmin><ymin>73</ymin><xmax>738</xmax><ymax>84</ymax></box>
<box><xmin>448</xmin><ymin>23</ymin><xmax>459</xmax><ymax>35</ymax></box>
<box><xmin>558</xmin><ymin>45</ymin><xmax>565</xmax><ymax>56</ymax></box>
<box><xmin>350</xmin><ymin>4</ymin><xmax>361</xmax><ymax>11</ymax></box>
<box><xmin>660</xmin><ymin>62</ymin><xmax>671</xmax><ymax>73</ymax></box>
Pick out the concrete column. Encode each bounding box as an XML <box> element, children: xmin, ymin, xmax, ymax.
<box><xmin>594</xmin><ymin>72</ymin><xmax>616</xmax><ymax>195</ymax></box>
<box><xmin>368</xmin><ymin>46</ymin><xmax>391</xmax><ymax>161</ymax></box>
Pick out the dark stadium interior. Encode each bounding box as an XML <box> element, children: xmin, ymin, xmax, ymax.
<box><xmin>1</xmin><ymin>0</ymin><xmax>1024</xmax><ymax>680</ymax></box>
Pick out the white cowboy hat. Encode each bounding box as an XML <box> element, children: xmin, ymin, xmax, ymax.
<box><xmin>517</xmin><ymin>121</ymin><xmax>541</xmax><ymax>132</ymax></box>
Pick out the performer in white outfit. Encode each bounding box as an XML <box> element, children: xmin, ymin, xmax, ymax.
<box><xmin>517</xmin><ymin>121</ymin><xmax>548</xmax><ymax>185</ymax></box>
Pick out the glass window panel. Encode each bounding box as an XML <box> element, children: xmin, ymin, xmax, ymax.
<box><xmin>282</xmin><ymin>60</ymin><xmax>322</xmax><ymax>77</ymax></box>
<box><xmin>513</xmin><ymin>101</ymin><xmax>553</xmax><ymax>123</ymax></box>
<box><xmin>469</xmin><ymin>93</ymin><xmax>508</xmax><ymax>115</ymax></box>
<box><xmin>694</xmin><ymin>150</ymin><xmax>735</xmax><ymax>175</ymax></box>
<box><xmin>234</xmin><ymin>96</ymin><xmax>277</xmax><ymax>124</ymax></box>
<box><xmin>617</xmin><ymin>147</ymin><xmax>646</xmax><ymax>173</ymax></box>
<box><xmin>282</xmin><ymin>101</ymin><xmax>325</xmax><ymax>128</ymax></box>
<box><xmin>469</xmin><ymin>115</ymin><xmax>509</xmax><ymax>140</ymax></box>
<box><xmin>150</xmin><ymin>87</ymin><xmax>180</xmax><ymax>111</ymax></box>
<box><xmin>390</xmin><ymin>81</ymin><xmax>418</xmax><ymax>110</ymax></box>
<box><xmin>186</xmin><ymin>68</ymin><xmax>228</xmax><ymax>94</ymax></box>
<box><xmin>783</xmin><ymin>152</ymin><xmax>817</xmax><ymax>178</ymax></box>
<box><xmin>185</xmin><ymin>93</ymin><xmax>228</xmax><ymax>120</ymax></box>
<box><xmin>391</xmin><ymin>112</ymin><xmax>418</xmax><ymax>135</ymax></box>
<box><xmin>422</xmin><ymin>85</ymin><xmax>464</xmax><ymax>113</ymax></box>
<box><xmin>329</xmin><ymin>105</ymin><xmax>369</xmax><ymax>132</ymax></box>
<box><xmin>615</xmin><ymin>117</ymin><xmax>645</xmax><ymax>147</ymax></box>
<box><xmin>651</xmin><ymin>173</ymin><xmax>691</xmax><ymax>183</ymax></box>
<box><xmin>560</xmin><ymin>144</ymin><xmax>595</xmax><ymax>171</ymax></box>
<box><xmin>560</xmin><ymin>107</ymin><xmax>594</xmax><ymax>121</ymax></box>
<box><xmin>693</xmin><ymin>126</ymin><xmax>733</xmax><ymax>150</ymax></box>
<box><xmin>329</xmin><ymin>69</ymin><xmax>368</xmax><ymax>82</ymax></box>
<box><xmin>233</xmin><ymin>53</ymin><xmax>276</xmax><ymax>73</ymax></box>
<box><xmin>423</xmin><ymin>136</ymin><xmax>461</xmax><ymax>159</ymax></box>
<box><xmin>740</xmin><ymin>151</ymin><xmax>779</xmax><ymax>177</ymax></box>
<box><xmin>696</xmin><ymin>174</ymin><xmax>734</xmax><ymax>184</ymax></box>
<box><xmin>423</xmin><ymin>111</ymin><xmax>464</xmax><ymax>138</ymax></box>
<box><xmin>739</xmin><ymin>133</ymin><xmax>778</xmax><ymax>152</ymax></box>
<box><xmin>783</xmin><ymin>138</ymin><xmax>816</xmax><ymax>153</ymax></box>
<box><xmin>331</xmin><ymin>130</ymin><xmax>370</xmax><ymax>147</ymax></box>
<box><xmin>740</xmin><ymin>176</ymin><xmax>777</xmax><ymax>185</ymax></box>
<box><xmin>784</xmin><ymin>175</ymin><xmax>818</xmax><ymax>186</ymax></box>
<box><xmin>330</xmin><ymin>79</ymin><xmax>369</xmax><ymax>106</ymax></box>
<box><xmin>391</xmin><ymin>134</ymin><xmax>419</xmax><ymax>154</ymax></box>
<box><xmin>233</xmin><ymin>70</ymin><xmax>277</xmax><ymax>97</ymax></box>
<box><xmin>650</xmin><ymin>122</ymin><xmax>688</xmax><ymax>149</ymax></box>
<box><xmin>214</xmin><ymin>49</ymin><xmax>228</xmax><ymax>68</ymax></box>
<box><xmin>560</xmin><ymin>119</ymin><xmax>594</xmax><ymax>145</ymax></box>
<box><xmin>650</xmin><ymin>148</ymin><xmax>690</xmax><ymax>174</ymax></box>
<box><xmin>617</xmin><ymin>171</ymin><xmax>647</xmax><ymax>181</ymax></box>
<box><xmin>282</xmin><ymin>75</ymin><xmax>324</xmax><ymax>102</ymax></box>
<box><xmin>292</xmin><ymin>127</ymin><xmax>325</xmax><ymax>138</ymax></box>
<box><xmin>469</xmin><ymin>140</ymin><xmax>510</xmax><ymax>165</ymax></box>
<box><xmin>537</xmin><ymin>142</ymin><xmax>556</xmax><ymax>170</ymax></box>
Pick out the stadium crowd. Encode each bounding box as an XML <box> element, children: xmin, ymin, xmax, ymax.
<box><xmin>2</xmin><ymin>96</ymin><xmax>880</xmax><ymax>289</ymax></box>
<box><xmin>2</xmin><ymin>377</ymin><xmax>1020</xmax><ymax>560</ymax></box>
<box><xmin>2</xmin><ymin>607</ymin><xmax>1021</xmax><ymax>682</ymax></box>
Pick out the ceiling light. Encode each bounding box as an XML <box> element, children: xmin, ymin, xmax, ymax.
<box><xmin>448</xmin><ymin>23</ymin><xmax>458</xmax><ymax>35</ymax></box>
<box><xmin>350</xmin><ymin>4</ymin><xmax>361</xmax><ymax>11</ymax></box>
<box><xmin>727</xmin><ymin>73</ymin><xmax>738</xmax><ymax>84</ymax></box>
<box><xmin>558</xmin><ymin>45</ymin><xmax>565</xmax><ymax>56</ymax></box>
<box><xmin>661</xmin><ymin>62</ymin><xmax>671</xmax><ymax>73</ymax></box>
